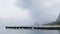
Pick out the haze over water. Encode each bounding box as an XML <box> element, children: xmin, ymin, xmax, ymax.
<box><xmin>0</xmin><ymin>0</ymin><xmax>60</xmax><ymax>34</ymax></box>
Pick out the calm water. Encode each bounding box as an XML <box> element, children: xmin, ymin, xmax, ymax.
<box><xmin>0</xmin><ymin>28</ymin><xmax>59</xmax><ymax>34</ymax></box>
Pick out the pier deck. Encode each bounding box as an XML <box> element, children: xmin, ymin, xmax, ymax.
<box><xmin>5</xmin><ymin>26</ymin><xmax>60</xmax><ymax>30</ymax></box>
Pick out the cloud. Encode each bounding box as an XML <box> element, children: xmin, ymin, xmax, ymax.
<box><xmin>0</xmin><ymin>0</ymin><xmax>60</xmax><ymax>25</ymax></box>
<box><xmin>16</xmin><ymin>0</ymin><xmax>60</xmax><ymax>24</ymax></box>
<box><xmin>0</xmin><ymin>0</ymin><xmax>33</xmax><ymax>26</ymax></box>
<box><xmin>0</xmin><ymin>0</ymin><xmax>30</xmax><ymax>19</ymax></box>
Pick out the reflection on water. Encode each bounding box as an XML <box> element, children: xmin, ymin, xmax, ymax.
<box><xmin>2</xmin><ymin>29</ymin><xmax>59</xmax><ymax>34</ymax></box>
<box><xmin>30</xmin><ymin>30</ymin><xmax>58</xmax><ymax>34</ymax></box>
<box><xmin>58</xmin><ymin>30</ymin><xmax>60</xmax><ymax>34</ymax></box>
<box><xmin>0</xmin><ymin>25</ymin><xmax>59</xmax><ymax>34</ymax></box>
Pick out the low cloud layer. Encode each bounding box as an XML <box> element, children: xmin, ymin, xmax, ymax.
<box><xmin>0</xmin><ymin>0</ymin><xmax>60</xmax><ymax>26</ymax></box>
<box><xmin>0</xmin><ymin>0</ymin><xmax>33</xmax><ymax>26</ymax></box>
<box><xmin>16</xmin><ymin>0</ymin><xmax>60</xmax><ymax>24</ymax></box>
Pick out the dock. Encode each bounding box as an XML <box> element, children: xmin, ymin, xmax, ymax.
<box><xmin>5</xmin><ymin>26</ymin><xmax>60</xmax><ymax>30</ymax></box>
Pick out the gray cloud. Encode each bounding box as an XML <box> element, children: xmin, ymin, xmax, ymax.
<box><xmin>16</xmin><ymin>0</ymin><xmax>60</xmax><ymax>24</ymax></box>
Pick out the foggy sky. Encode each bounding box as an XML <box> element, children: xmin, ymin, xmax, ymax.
<box><xmin>0</xmin><ymin>0</ymin><xmax>60</xmax><ymax>34</ymax></box>
<box><xmin>16</xmin><ymin>0</ymin><xmax>60</xmax><ymax>24</ymax></box>
<box><xmin>0</xmin><ymin>0</ymin><xmax>33</xmax><ymax>26</ymax></box>
<box><xmin>0</xmin><ymin>0</ymin><xmax>60</xmax><ymax>26</ymax></box>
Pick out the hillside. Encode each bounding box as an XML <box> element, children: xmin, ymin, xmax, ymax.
<box><xmin>44</xmin><ymin>14</ymin><xmax>60</xmax><ymax>25</ymax></box>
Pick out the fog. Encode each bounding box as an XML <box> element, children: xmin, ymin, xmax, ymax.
<box><xmin>0</xmin><ymin>0</ymin><xmax>60</xmax><ymax>34</ymax></box>
<box><xmin>16</xmin><ymin>0</ymin><xmax>60</xmax><ymax>24</ymax></box>
<box><xmin>0</xmin><ymin>0</ymin><xmax>60</xmax><ymax>28</ymax></box>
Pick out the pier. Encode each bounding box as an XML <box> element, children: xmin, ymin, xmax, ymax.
<box><xmin>5</xmin><ymin>26</ymin><xmax>60</xmax><ymax>30</ymax></box>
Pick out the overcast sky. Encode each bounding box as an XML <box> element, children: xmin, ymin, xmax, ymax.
<box><xmin>0</xmin><ymin>0</ymin><xmax>60</xmax><ymax>27</ymax></box>
<box><xmin>0</xmin><ymin>0</ymin><xmax>60</xmax><ymax>34</ymax></box>
<box><xmin>0</xmin><ymin>0</ymin><xmax>34</xmax><ymax>27</ymax></box>
<box><xmin>16</xmin><ymin>0</ymin><xmax>60</xmax><ymax>24</ymax></box>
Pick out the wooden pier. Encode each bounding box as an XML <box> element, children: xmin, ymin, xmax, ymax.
<box><xmin>5</xmin><ymin>26</ymin><xmax>60</xmax><ymax>30</ymax></box>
